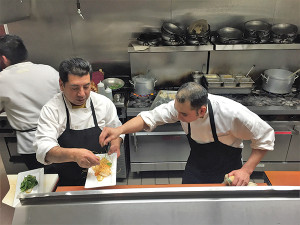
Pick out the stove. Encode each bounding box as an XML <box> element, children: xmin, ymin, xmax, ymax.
<box><xmin>127</xmin><ymin>92</ymin><xmax>156</xmax><ymax>108</ymax></box>
<box><xmin>225</xmin><ymin>89</ymin><xmax>300</xmax><ymax>107</ymax></box>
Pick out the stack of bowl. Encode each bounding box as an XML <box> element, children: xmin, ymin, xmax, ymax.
<box><xmin>217</xmin><ymin>27</ymin><xmax>243</xmax><ymax>44</ymax></box>
<box><xmin>271</xmin><ymin>23</ymin><xmax>298</xmax><ymax>44</ymax></box>
<box><xmin>244</xmin><ymin>20</ymin><xmax>271</xmax><ymax>44</ymax></box>
<box><xmin>137</xmin><ymin>32</ymin><xmax>162</xmax><ymax>46</ymax></box>
<box><xmin>186</xmin><ymin>20</ymin><xmax>211</xmax><ymax>45</ymax></box>
<box><xmin>161</xmin><ymin>22</ymin><xmax>186</xmax><ymax>46</ymax></box>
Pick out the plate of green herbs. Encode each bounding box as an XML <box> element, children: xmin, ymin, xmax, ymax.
<box><xmin>13</xmin><ymin>168</ymin><xmax>44</xmax><ymax>207</ymax></box>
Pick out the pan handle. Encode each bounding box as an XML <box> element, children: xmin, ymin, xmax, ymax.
<box><xmin>129</xmin><ymin>80</ymin><xmax>135</xmax><ymax>88</ymax></box>
<box><xmin>261</xmin><ymin>73</ymin><xmax>269</xmax><ymax>83</ymax></box>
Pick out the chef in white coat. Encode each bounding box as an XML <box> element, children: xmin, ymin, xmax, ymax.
<box><xmin>100</xmin><ymin>82</ymin><xmax>275</xmax><ymax>186</ymax></box>
<box><xmin>0</xmin><ymin>34</ymin><xmax>60</xmax><ymax>170</ymax></box>
<box><xmin>34</xmin><ymin>57</ymin><xmax>124</xmax><ymax>186</ymax></box>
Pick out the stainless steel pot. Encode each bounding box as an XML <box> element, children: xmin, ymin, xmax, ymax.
<box><xmin>262</xmin><ymin>69</ymin><xmax>299</xmax><ymax>94</ymax></box>
<box><xmin>130</xmin><ymin>75</ymin><xmax>157</xmax><ymax>95</ymax></box>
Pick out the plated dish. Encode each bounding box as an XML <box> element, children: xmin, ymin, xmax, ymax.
<box><xmin>84</xmin><ymin>153</ymin><xmax>117</xmax><ymax>189</ymax></box>
<box><xmin>13</xmin><ymin>168</ymin><xmax>44</xmax><ymax>207</ymax></box>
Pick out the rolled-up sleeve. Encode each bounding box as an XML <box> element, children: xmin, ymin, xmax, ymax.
<box><xmin>231</xmin><ymin>109</ymin><xmax>275</xmax><ymax>151</ymax></box>
<box><xmin>139</xmin><ymin>100</ymin><xmax>179</xmax><ymax>131</ymax></box>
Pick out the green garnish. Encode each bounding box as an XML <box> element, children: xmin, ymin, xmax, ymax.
<box><xmin>107</xmin><ymin>162</ymin><xmax>112</xmax><ymax>167</ymax></box>
<box><xmin>20</xmin><ymin>175</ymin><xmax>38</xmax><ymax>193</ymax></box>
<box><xmin>109</xmin><ymin>84</ymin><xmax>122</xmax><ymax>90</ymax></box>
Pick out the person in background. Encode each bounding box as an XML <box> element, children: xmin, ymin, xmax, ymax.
<box><xmin>0</xmin><ymin>34</ymin><xmax>60</xmax><ymax>170</ymax></box>
<box><xmin>34</xmin><ymin>57</ymin><xmax>124</xmax><ymax>186</ymax></box>
<box><xmin>100</xmin><ymin>82</ymin><xmax>275</xmax><ymax>186</ymax></box>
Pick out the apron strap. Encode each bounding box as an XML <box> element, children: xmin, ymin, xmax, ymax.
<box><xmin>207</xmin><ymin>99</ymin><xmax>219</xmax><ymax>142</ymax></box>
<box><xmin>62</xmin><ymin>96</ymin><xmax>71</xmax><ymax>130</ymax></box>
<box><xmin>90</xmin><ymin>100</ymin><xmax>98</xmax><ymax>127</ymax></box>
<box><xmin>187</xmin><ymin>99</ymin><xmax>219</xmax><ymax>142</ymax></box>
<box><xmin>62</xmin><ymin>96</ymin><xmax>97</xmax><ymax>129</ymax></box>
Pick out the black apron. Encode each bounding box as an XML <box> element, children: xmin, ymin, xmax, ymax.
<box><xmin>55</xmin><ymin>98</ymin><xmax>106</xmax><ymax>186</ymax></box>
<box><xmin>182</xmin><ymin>99</ymin><xmax>242</xmax><ymax>184</ymax></box>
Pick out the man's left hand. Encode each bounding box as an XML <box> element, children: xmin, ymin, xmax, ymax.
<box><xmin>228</xmin><ymin>169</ymin><xmax>251</xmax><ymax>186</ymax></box>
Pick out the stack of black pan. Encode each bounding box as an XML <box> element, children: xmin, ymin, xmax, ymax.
<box><xmin>186</xmin><ymin>20</ymin><xmax>211</xmax><ymax>45</ymax></box>
<box><xmin>243</xmin><ymin>20</ymin><xmax>271</xmax><ymax>44</ymax></box>
<box><xmin>271</xmin><ymin>23</ymin><xmax>298</xmax><ymax>44</ymax></box>
<box><xmin>216</xmin><ymin>27</ymin><xmax>243</xmax><ymax>44</ymax></box>
<box><xmin>137</xmin><ymin>32</ymin><xmax>162</xmax><ymax>46</ymax></box>
<box><xmin>161</xmin><ymin>22</ymin><xmax>186</xmax><ymax>46</ymax></box>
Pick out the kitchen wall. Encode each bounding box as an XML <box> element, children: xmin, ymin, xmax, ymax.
<box><xmin>4</xmin><ymin>0</ymin><xmax>300</xmax><ymax>78</ymax></box>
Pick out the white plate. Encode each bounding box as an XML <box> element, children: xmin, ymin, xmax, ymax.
<box><xmin>13</xmin><ymin>168</ymin><xmax>44</xmax><ymax>207</ymax></box>
<box><xmin>84</xmin><ymin>153</ymin><xmax>117</xmax><ymax>189</ymax></box>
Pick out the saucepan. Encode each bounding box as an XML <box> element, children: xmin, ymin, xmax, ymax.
<box><xmin>261</xmin><ymin>69</ymin><xmax>299</xmax><ymax>94</ymax></box>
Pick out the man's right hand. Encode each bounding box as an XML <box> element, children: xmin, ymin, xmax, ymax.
<box><xmin>73</xmin><ymin>149</ymin><xmax>100</xmax><ymax>168</ymax></box>
<box><xmin>99</xmin><ymin>127</ymin><xmax>122</xmax><ymax>147</ymax></box>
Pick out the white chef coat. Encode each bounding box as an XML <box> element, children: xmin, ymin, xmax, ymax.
<box><xmin>0</xmin><ymin>62</ymin><xmax>60</xmax><ymax>154</ymax></box>
<box><xmin>139</xmin><ymin>93</ymin><xmax>275</xmax><ymax>151</ymax></box>
<box><xmin>34</xmin><ymin>91</ymin><xmax>125</xmax><ymax>164</ymax></box>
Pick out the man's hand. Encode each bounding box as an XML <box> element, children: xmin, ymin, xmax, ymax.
<box><xmin>73</xmin><ymin>149</ymin><xmax>100</xmax><ymax>168</ymax></box>
<box><xmin>99</xmin><ymin>127</ymin><xmax>122</xmax><ymax>147</ymax></box>
<box><xmin>228</xmin><ymin>169</ymin><xmax>251</xmax><ymax>186</ymax></box>
<box><xmin>108</xmin><ymin>145</ymin><xmax>120</xmax><ymax>157</ymax></box>
<box><xmin>228</xmin><ymin>149</ymin><xmax>267</xmax><ymax>186</ymax></box>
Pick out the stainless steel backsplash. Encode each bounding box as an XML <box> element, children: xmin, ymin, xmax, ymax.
<box><xmin>4</xmin><ymin>0</ymin><xmax>300</xmax><ymax>78</ymax></box>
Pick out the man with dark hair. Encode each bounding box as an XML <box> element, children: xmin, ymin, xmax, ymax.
<box><xmin>34</xmin><ymin>57</ymin><xmax>124</xmax><ymax>186</ymax></box>
<box><xmin>0</xmin><ymin>34</ymin><xmax>60</xmax><ymax>170</ymax></box>
<box><xmin>100</xmin><ymin>82</ymin><xmax>275</xmax><ymax>186</ymax></box>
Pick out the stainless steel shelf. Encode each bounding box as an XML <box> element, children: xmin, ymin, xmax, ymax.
<box><xmin>128</xmin><ymin>41</ymin><xmax>300</xmax><ymax>52</ymax></box>
<box><xmin>214</xmin><ymin>43</ymin><xmax>300</xmax><ymax>51</ymax></box>
<box><xmin>128</xmin><ymin>41</ymin><xmax>214</xmax><ymax>53</ymax></box>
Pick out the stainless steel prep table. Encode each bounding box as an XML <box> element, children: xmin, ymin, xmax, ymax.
<box><xmin>13</xmin><ymin>186</ymin><xmax>300</xmax><ymax>225</ymax></box>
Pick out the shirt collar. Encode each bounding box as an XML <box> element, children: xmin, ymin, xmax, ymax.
<box><xmin>2</xmin><ymin>61</ymin><xmax>32</xmax><ymax>71</ymax></box>
<box><xmin>62</xmin><ymin>93</ymin><xmax>91</xmax><ymax>109</ymax></box>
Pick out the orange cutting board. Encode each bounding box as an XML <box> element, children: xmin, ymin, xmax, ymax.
<box><xmin>264</xmin><ymin>171</ymin><xmax>300</xmax><ymax>186</ymax></box>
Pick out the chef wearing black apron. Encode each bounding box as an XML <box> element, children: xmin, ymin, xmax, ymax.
<box><xmin>182</xmin><ymin>99</ymin><xmax>242</xmax><ymax>184</ymax></box>
<box><xmin>99</xmin><ymin>82</ymin><xmax>274</xmax><ymax>186</ymax></box>
<box><xmin>54</xmin><ymin>98</ymin><xmax>106</xmax><ymax>186</ymax></box>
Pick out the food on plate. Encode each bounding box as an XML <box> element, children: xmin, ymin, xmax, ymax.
<box><xmin>92</xmin><ymin>156</ymin><xmax>112</xmax><ymax>181</ymax></box>
<box><xmin>20</xmin><ymin>175</ymin><xmax>38</xmax><ymax>193</ymax></box>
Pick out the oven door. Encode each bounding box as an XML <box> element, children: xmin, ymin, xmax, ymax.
<box><xmin>242</xmin><ymin>123</ymin><xmax>299</xmax><ymax>171</ymax></box>
<box><xmin>129</xmin><ymin>123</ymin><xmax>190</xmax><ymax>172</ymax></box>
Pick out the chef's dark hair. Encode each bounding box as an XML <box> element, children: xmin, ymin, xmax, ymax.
<box><xmin>59</xmin><ymin>57</ymin><xmax>93</xmax><ymax>83</ymax></box>
<box><xmin>176</xmin><ymin>82</ymin><xmax>208</xmax><ymax>110</ymax></box>
<box><xmin>0</xmin><ymin>35</ymin><xmax>28</xmax><ymax>65</ymax></box>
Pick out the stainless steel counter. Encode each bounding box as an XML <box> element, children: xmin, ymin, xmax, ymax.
<box><xmin>13</xmin><ymin>186</ymin><xmax>300</xmax><ymax>225</ymax></box>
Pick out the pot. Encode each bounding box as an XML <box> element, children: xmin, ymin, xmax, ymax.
<box><xmin>130</xmin><ymin>75</ymin><xmax>157</xmax><ymax>95</ymax></box>
<box><xmin>261</xmin><ymin>69</ymin><xmax>299</xmax><ymax>94</ymax></box>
